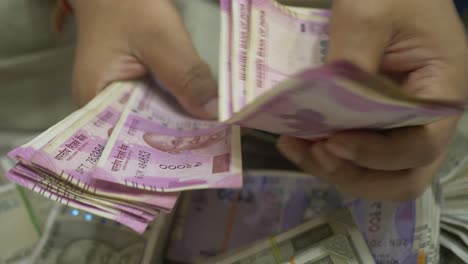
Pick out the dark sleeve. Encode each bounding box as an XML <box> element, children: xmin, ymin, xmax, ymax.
<box><xmin>455</xmin><ymin>0</ymin><xmax>467</xmax><ymax>16</ymax></box>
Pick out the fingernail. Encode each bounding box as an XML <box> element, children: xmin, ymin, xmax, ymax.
<box><xmin>277</xmin><ymin>138</ymin><xmax>305</xmax><ymax>165</ymax></box>
<box><xmin>203</xmin><ymin>98</ymin><xmax>219</xmax><ymax>118</ymax></box>
<box><xmin>310</xmin><ymin>143</ymin><xmax>341</xmax><ymax>173</ymax></box>
<box><xmin>325</xmin><ymin>141</ymin><xmax>355</xmax><ymax>161</ymax></box>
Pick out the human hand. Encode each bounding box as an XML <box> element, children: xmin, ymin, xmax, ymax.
<box><xmin>72</xmin><ymin>0</ymin><xmax>218</xmax><ymax>119</ymax></box>
<box><xmin>277</xmin><ymin>0</ymin><xmax>468</xmax><ymax>201</ymax></box>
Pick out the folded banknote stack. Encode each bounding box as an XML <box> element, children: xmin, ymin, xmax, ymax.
<box><xmin>3</xmin><ymin>0</ymin><xmax>465</xmax><ymax>235</ymax></box>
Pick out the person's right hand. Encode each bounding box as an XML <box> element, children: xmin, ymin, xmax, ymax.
<box><xmin>277</xmin><ymin>0</ymin><xmax>468</xmax><ymax>201</ymax></box>
<box><xmin>72</xmin><ymin>0</ymin><xmax>218</xmax><ymax>119</ymax></box>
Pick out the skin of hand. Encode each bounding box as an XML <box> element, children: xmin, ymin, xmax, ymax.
<box><xmin>72</xmin><ymin>0</ymin><xmax>218</xmax><ymax>119</ymax></box>
<box><xmin>277</xmin><ymin>0</ymin><xmax>468</xmax><ymax>201</ymax></box>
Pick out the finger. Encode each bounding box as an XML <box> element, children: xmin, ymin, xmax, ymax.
<box><xmin>131</xmin><ymin>0</ymin><xmax>218</xmax><ymax>119</ymax></box>
<box><xmin>276</xmin><ymin>136</ymin><xmax>311</xmax><ymax>166</ymax></box>
<box><xmin>324</xmin><ymin>117</ymin><xmax>457</xmax><ymax>170</ymax></box>
<box><xmin>72</xmin><ymin>46</ymin><xmax>146</xmax><ymax>107</ymax></box>
<box><xmin>328</xmin><ymin>0</ymin><xmax>392</xmax><ymax>73</ymax></box>
<box><xmin>327</xmin><ymin>163</ymin><xmax>430</xmax><ymax>202</ymax></box>
<box><xmin>278</xmin><ymin>136</ymin><xmax>439</xmax><ymax>201</ymax></box>
<box><xmin>323</xmin><ymin>152</ymin><xmax>446</xmax><ymax>201</ymax></box>
<box><xmin>276</xmin><ymin>136</ymin><xmax>343</xmax><ymax>182</ymax></box>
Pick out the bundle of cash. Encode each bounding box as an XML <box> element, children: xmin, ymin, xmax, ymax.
<box><xmin>218</xmin><ymin>0</ymin><xmax>464</xmax><ymax>140</ymax></box>
<box><xmin>29</xmin><ymin>205</ymin><xmax>175</xmax><ymax>264</ymax></box>
<box><xmin>166</xmin><ymin>170</ymin><xmax>441</xmax><ymax>264</ymax></box>
<box><xmin>201</xmin><ymin>208</ymin><xmax>375</xmax><ymax>264</ymax></box>
<box><xmin>5</xmin><ymin>82</ymin><xmax>242</xmax><ymax>233</ymax></box>
<box><xmin>3</xmin><ymin>0</ymin><xmax>465</xmax><ymax>235</ymax></box>
<box><xmin>439</xmin><ymin>132</ymin><xmax>468</xmax><ymax>262</ymax></box>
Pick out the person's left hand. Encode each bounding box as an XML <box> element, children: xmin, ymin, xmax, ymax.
<box><xmin>277</xmin><ymin>0</ymin><xmax>468</xmax><ymax>202</ymax></box>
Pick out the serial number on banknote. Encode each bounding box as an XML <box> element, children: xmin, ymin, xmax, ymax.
<box><xmin>85</xmin><ymin>144</ymin><xmax>105</xmax><ymax>164</ymax></box>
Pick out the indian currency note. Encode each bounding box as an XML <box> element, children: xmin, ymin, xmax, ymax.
<box><xmin>29</xmin><ymin>206</ymin><xmax>174</xmax><ymax>264</ymax></box>
<box><xmin>282</xmin><ymin>240</ymin><xmax>364</xmax><ymax>264</ymax></box>
<box><xmin>441</xmin><ymin>167</ymin><xmax>468</xmax><ymax>198</ymax></box>
<box><xmin>219</xmin><ymin>0</ymin><xmax>234</xmax><ymax>120</ymax></box>
<box><xmin>244</xmin><ymin>0</ymin><xmax>329</xmax><ymax>102</ymax></box>
<box><xmin>167</xmin><ymin>170</ymin><xmax>346</xmax><ymax>263</ymax></box>
<box><xmin>440</xmin><ymin>230</ymin><xmax>468</xmax><ymax>263</ymax></box>
<box><xmin>231</xmin><ymin>0</ymin><xmax>251</xmax><ymax>112</ymax></box>
<box><xmin>440</xmin><ymin>132</ymin><xmax>468</xmax><ymax>185</ymax></box>
<box><xmin>284</xmin><ymin>247</ymin><xmax>348</xmax><ymax>264</ymax></box>
<box><xmin>167</xmin><ymin>169</ymin><xmax>442</xmax><ymax>264</ymax></box>
<box><xmin>0</xmin><ymin>184</ymin><xmax>40</xmax><ymax>264</ymax></box>
<box><xmin>28</xmin><ymin>82</ymin><xmax>178</xmax><ymax>210</ymax></box>
<box><xmin>349</xmin><ymin>187</ymin><xmax>440</xmax><ymax>264</ymax></box>
<box><xmin>226</xmin><ymin>62</ymin><xmax>464</xmax><ymax>139</ymax></box>
<box><xmin>202</xmin><ymin>209</ymin><xmax>374</xmax><ymax>264</ymax></box>
<box><xmin>11</xmin><ymin>163</ymin><xmax>159</xmax><ymax>220</ymax></box>
<box><xmin>5</xmin><ymin>169</ymin><xmax>150</xmax><ymax>233</ymax></box>
<box><xmin>440</xmin><ymin>245</ymin><xmax>466</xmax><ymax>264</ymax></box>
<box><xmin>7</xmin><ymin>84</ymin><xmax>118</xmax><ymax>162</ymax></box>
<box><xmin>94</xmin><ymin>82</ymin><xmax>242</xmax><ymax>192</ymax></box>
<box><xmin>2</xmin><ymin>154</ymin><xmax>56</xmax><ymax>230</ymax></box>
<box><xmin>441</xmin><ymin>222</ymin><xmax>468</xmax><ymax>246</ymax></box>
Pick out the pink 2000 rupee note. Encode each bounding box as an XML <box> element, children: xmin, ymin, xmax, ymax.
<box><xmin>227</xmin><ymin>62</ymin><xmax>464</xmax><ymax>139</ymax></box>
<box><xmin>94</xmin><ymin>83</ymin><xmax>242</xmax><ymax>192</ymax></box>
<box><xmin>219</xmin><ymin>0</ymin><xmax>234</xmax><ymax>120</ymax></box>
<box><xmin>231</xmin><ymin>0</ymin><xmax>251</xmax><ymax>112</ymax></box>
<box><xmin>245</xmin><ymin>0</ymin><xmax>329</xmax><ymax>103</ymax></box>
<box><xmin>7</xmin><ymin>86</ymin><xmax>115</xmax><ymax>162</ymax></box>
<box><xmin>30</xmin><ymin>82</ymin><xmax>178</xmax><ymax>210</ymax></box>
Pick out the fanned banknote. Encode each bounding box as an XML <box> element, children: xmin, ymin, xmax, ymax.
<box><xmin>224</xmin><ymin>61</ymin><xmax>464</xmax><ymax>139</ymax></box>
<box><xmin>6</xmin><ymin>80</ymin><xmax>243</xmax><ymax>232</ymax></box>
<box><xmin>6</xmin><ymin>83</ymin><xmax>175</xmax><ymax>233</ymax></box>
<box><xmin>93</xmin><ymin>82</ymin><xmax>242</xmax><ymax>192</ymax></box>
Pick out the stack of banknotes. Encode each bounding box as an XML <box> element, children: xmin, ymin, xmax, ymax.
<box><xmin>4</xmin><ymin>83</ymin><xmax>242</xmax><ymax>233</ymax></box>
<box><xmin>439</xmin><ymin>132</ymin><xmax>468</xmax><ymax>263</ymax></box>
<box><xmin>29</xmin><ymin>205</ymin><xmax>175</xmax><ymax>264</ymax></box>
<box><xmin>166</xmin><ymin>170</ymin><xmax>442</xmax><ymax>264</ymax></box>
<box><xmin>3</xmin><ymin>0</ymin><xmax>466</xmax><ymax>234</ymax></box>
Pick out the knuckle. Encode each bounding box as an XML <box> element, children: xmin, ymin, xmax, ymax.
<box><xmin>176</xmin><ymin>62</ymin><xmax>215</xmax><ymax>106</ymax></box>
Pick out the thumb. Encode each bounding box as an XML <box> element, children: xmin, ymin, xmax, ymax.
<box><xmin>133</xmin><ymin>1</ymin><xmax>218</xmax><ymax>119</ymax></box>
<box><xmin>328</xmin><ymin>0</ymin><xmax>392</xmax><ymax>73</ymax></box>
<box><xmin>72</xmin><ymin>44</ymin><xmax>146</xmax><ymax>107</ymax></box>
<box><xmin>72</xmin><ymin>2</ymin><xmax>146</xmax><ymax>107</ymax></box>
